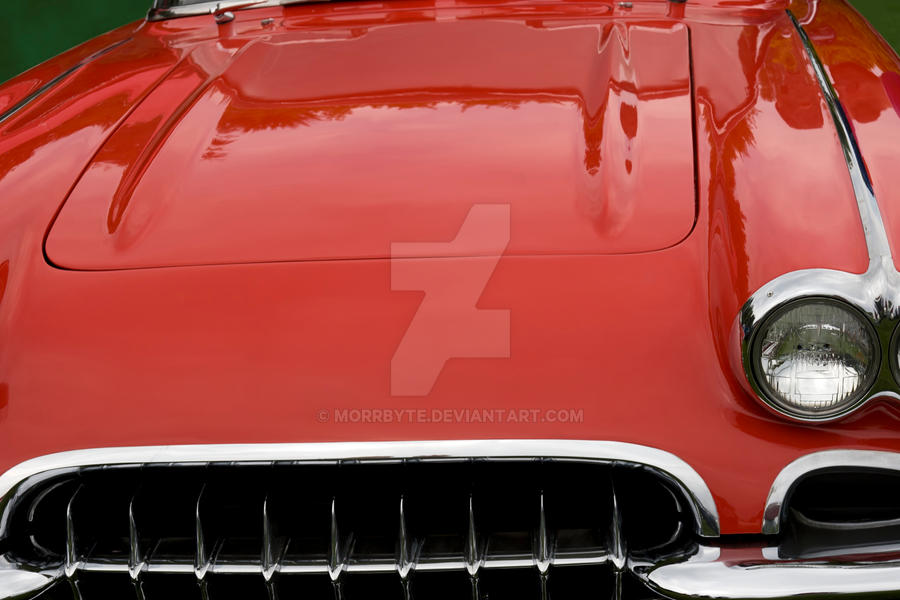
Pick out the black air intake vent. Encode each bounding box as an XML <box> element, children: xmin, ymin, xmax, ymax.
<box><xmin>780</xmin><ymin>469</ymin><xmax>900</xmax><ymax>560</ymax></box>
<box><xmin>2</xmin><ymin>460</ymin><xmax>692</xmax><ymax>600</ymax></box>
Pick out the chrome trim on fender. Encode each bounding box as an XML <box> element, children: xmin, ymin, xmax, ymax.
<box><xmin>787</xmin><ymin>11</ymin><xmax>891</xmax><ymax>263</ymax></box>
<box><xmin>732</xmin><ymin>12</ymin><xmax>900</xmax><ymax>422</ymax></box>
<box><xmin>0</xmin><ymin>440</ymin><xmax>720</xmax><ymax>537</ymax></box>
<box><xmin>0</xmin><ymin>39</ymin><xmax>129</xmax><ymax>127</ymax></box>
<box><xmin>762</xmin><ymin>449</ymin><xmax>900</xmax><ymax>535</ymax></box>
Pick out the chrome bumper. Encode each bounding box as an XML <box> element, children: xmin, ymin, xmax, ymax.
<box><xmin>639</xmin><ymin>545</ymin><xmax>900</xmax><ymax>600</ymax></box>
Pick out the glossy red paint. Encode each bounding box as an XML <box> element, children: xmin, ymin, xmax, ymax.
<box><xmin>0</xmin><ymin>0</ymin><xmax>896</xmax><ymax>535</ymax></box>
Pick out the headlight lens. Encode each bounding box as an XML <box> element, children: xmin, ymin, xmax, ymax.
<box><xmin>752</xmin><ymin>299</ymin><xmax>879</xmax><ymax>419</ymax></box>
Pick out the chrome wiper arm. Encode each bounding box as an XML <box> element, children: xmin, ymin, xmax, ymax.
<box><xmin>211</xmin><ymin>0</ymin><xmax>267</xmax><ymax>24</ymax></box>
<box><xmin>148</xmin><ymin>0</ymin><xmax>343</xmax><ymax>21</ymax></box>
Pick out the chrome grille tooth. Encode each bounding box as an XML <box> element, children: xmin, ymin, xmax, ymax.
<box><xmin>612</xmin><ymin>569</ymin><xmax>624</xmax><ymax>600</ymax></box>
<box><xmin>266</xmin><ymin>579</ymin><xmax>279</xmax><ymax>600</ymax></box>
<box><xmin>128</xmin><ymin>495</ymin><xmax>145</xmax><ymax>583</ymax></box>
<box><xmin>534</xmin><ymin>490</ymin><xmax>552</xmax><ymax>600</ymax></box>
<box><xmin>68</xmin><ymin>578</ymin><xmax>84</xmax><ymax>600</ymax></box>
<box><xmin>608</xmin><ymin>479</ymin><xmax>626</xmax><ymax>572</ymax></box>
<box><xmin>609</xmin><ymin>476</ymin><xmax>627</xmax><ymax>600</ymax></box>
<box><xmin>327</xmin><ymin>497</ymin><xmax>350</xmax><ymax>583</ymax></box>
<box><xmin>396</xmin><ymin>495</ymin><xmax>418</xmax><ymax>582</ymax></box>
<box><xmin>194</xmin><ymin>483</ymin><xmax>211</xmax><ymax>583</ymax></box>
<box><xmin>328</xmin><ymin>496</ymin><xmax>353</xmax><ymax>600</ymax></box>
<box><xmin>534</xmin><ymin>490</ymin><xmax>552</xmax><ymax>575</ymax></box>
<box><xmin>262</xmin><ymin>495</ymin><xmax>283</xmax><ymax>582</ymax></box>
<box><xmin>262</xmin><ymin>496</ymin><xmax>272</xmax><ymax>577</ymax></box>
<box><xmin>463</xmin><ymin>494</ymin><xmax>482</xmax><ymax>578</ymax></box>
<box><xmin>464</xmin><ymin>493</ymin><xmax>484</xmax><ymax>600</ymax></box>
<box><xmin>397</xmin><ymin>495</ymin><xmax>409</xmax><ymax>578</ymax></box>
<box><xmin>65</xmin><ymin>485</ymin><xmax>83</xmax><ymax>579</ymax></box>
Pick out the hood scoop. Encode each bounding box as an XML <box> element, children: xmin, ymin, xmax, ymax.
<box><xmin>46</xmin><ymin>18</ymin><xmax>696</xmax><ymax>269</ymax></box>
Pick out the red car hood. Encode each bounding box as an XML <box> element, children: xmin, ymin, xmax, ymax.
<box><xmin>45</xmin><ymin>17</ymin><xmax>697</xmax><ymax>269</ymax></box>
<box><xmin>0</xmin><ymin>0</ymin><xmax>898</xmax><ymax>536</ymax></box>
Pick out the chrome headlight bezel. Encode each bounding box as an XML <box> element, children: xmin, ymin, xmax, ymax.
<box><xmin>733</xmin><ymin>266</ymin><xmax>900</xmax><ymax>424</ymax></box>
<box><xmin>747</xmin><ymin>296</ymin><xmax>881</xmax><ymax>421</ymax></box>
<box><xmin>889</xmin><ymin>321</ymin><xmax>900</xmax><ymax>391</ymax></box>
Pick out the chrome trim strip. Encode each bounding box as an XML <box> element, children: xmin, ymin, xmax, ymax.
<box><xmin>788</xmin><ymin>10</ymin><xmax>892</xmax><ymax>263</ymax></box>
<box><xmin>0</xmin><ymin>440</ymin><xmax>720</xmax><ymax>537</ymax></box>
<box><xmin>762</xmin><ymin>449</ymin><xmax>900</xmax><ymax>535</ymax></box>
<box><xmin>731</xmin><ymin>12</ymin><xmax>900</xmax><ymax>423</ymax></box>
<box><xmin>45</xmin><ymin>553</ymin><xmax>609</xmax><ymax>577</ymax></box>
<box><xmin>0</xmin><ymin>550</ymin><xmax>613</xmax><ymax>600</ymax></box>
<box><xmin>0</xmin><ymin>39</ymin><xmax>129</xmax><ymax>127</ymax></box>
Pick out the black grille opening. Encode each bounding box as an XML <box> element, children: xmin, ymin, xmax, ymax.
<box><xmin>76</xmin><ymin>572</ymin><xmax>134</xmax><ymax>599</ymax></box>
<box><xmin>27</xmin><ymin>580</ymin><xmax>74</xmax><ymax>600</ymax></box>
<box><xmin>72</xmin><ymin>466</ymin><xmax>142</xmax><ymax>562</ymax></box>
<box><xmin>545</xmin><ymin>565</ymin><xmax>612</xmax><ymax>599</ymax></box>
<box><xmin>274</xmin><ymin>573</ymin><xmax>334</xmax><ymax>600</ymax></box>
<box><xmin>24</xmin><ymin>477</ymin><xmax>79</xmax><ymax>562</ymax></box>
<box><xmin>616</xmin><ymin>466</ymin><xmax>685</xmax><ymax>554</ymax></box>
<box><xmin>136</xmin><ymin>465</ymin><xmax>207</xmax><ymax>562</ymax></box>
<box><xmin>476</xmin><ymin>565</ymin><xmax>542</xmax><ymax>600</ymax></box>
<box><xmin>3</xmin><ymin>460</ymin><xmax>692</xmax><ymax>600</ymax></box>
<box><xmin>142</xmin><ymin>573</ymin><xmax>202</xmax><ymax>600</ymax></box>
<box><xmin>206</xmin><ymin>574</ymin><xmax>269</xmax><ymax>600</ymax></box>
<box><xmin>341</xmin><ymin>571</ymin><xmax>406</xmax><ymax>599</ymax></box>
<box><xmin>780</xmin><ymin>468</ymin><xmax>900</xmax><ymax>559</ymax></box>
<box><xmin>413</xmin><ymin>570</ymin><xmax>472</xmax><ymax>600</ymax></box>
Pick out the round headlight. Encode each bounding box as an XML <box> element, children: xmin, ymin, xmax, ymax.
<box><xmin>751</xmin><ymin>298</ymin><xmax>879</xmax><ymax>420</ymax></box>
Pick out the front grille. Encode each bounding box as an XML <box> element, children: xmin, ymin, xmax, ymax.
<box><xmin>2</xmin><ymin>459</ymin><xmax>694</xmax><ymax>600</ymax></box>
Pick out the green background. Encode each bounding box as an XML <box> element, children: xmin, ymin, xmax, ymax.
<box><xmin>0</xmin><ymin>0</ymin><xmax>897</xmax><ymax>84</ymax></box>
<box><xmin>854</xmin><ymin>0</ymin><xmax>900</xmax><ymax>52</ymax></box>
<box><xmin>1</xmin><ymin>1</ymin><xmax>149</xmax><ymax>85</ymax></box>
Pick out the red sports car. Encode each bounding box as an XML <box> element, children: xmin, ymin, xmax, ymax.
<box><xmin>1</xmin><ymin>0</ymin><xmax>899</xmax><ymax>598</ymax></box>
